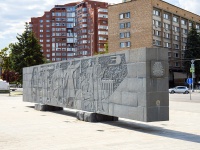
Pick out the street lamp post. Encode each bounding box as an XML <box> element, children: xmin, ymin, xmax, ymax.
<box><xmin>0</xmin><ymin>57</ymin><xmax>2</xmax><ymax>77</ymax></box>
<box><xmin>190</xmin><ymin>59</ymin><xmax>200</xmax><ymax>92</ymax></box>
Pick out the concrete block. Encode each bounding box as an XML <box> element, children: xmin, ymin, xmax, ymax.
<box><xmin>146</xmin><ymin>106</ymin><xmax>169</xmax><ymax>122</ymax></box>
<box><xmin>137</xmin><ymin>92</ymin><xmax>147</xmax><ymax>107</ymax></box>
<box><xmin>109</xmin><ymin>91</ymin><xmax>122</xmax><ymax>104</ymax></box>
<box><xmin>121</xmin><ymin>92</ymin><xmax>138</xmax><ymax>107</ymax></box>
<box><xmin>146</xmin><ymin>92</ymin><xmax>169</xmax><ymax>107</ymax></box>
<box><xmin>35</xmin><ymin>104</ymin><xmax>63</xmax><ymax>111</ymax></box>
<box><xmin>126</xmin><ymin>63</ymin><xmax>138</xmax><ymax>78</ymax></box>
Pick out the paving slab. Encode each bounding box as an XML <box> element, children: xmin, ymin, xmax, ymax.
<box><xmin>0</xmin><ymin>92</ymin><xmax>200</xmax><ymax>150</ymax></box>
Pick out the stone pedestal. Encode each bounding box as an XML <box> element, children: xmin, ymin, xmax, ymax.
<box><xmin>76</xmin><ymin>111</ymin><xmax>118</xmax><ymax>122</ymax></box>
<box><xmin>35</xmin><ymin>104</ymin><xmax>63</xmax><ymax>111</ymax></box>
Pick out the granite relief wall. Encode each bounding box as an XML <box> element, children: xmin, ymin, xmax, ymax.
<box><xmin>23</xmin><ymin>48</ymin><xmax>169</xmax><ymax>122</ymax></box>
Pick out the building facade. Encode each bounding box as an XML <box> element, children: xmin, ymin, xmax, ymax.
<box><xmin>108</xmin><ymin>0</ymin><xmax>200</xmax><ymax>73</ymax></box>
<box><xmin>29</xmin><ymin>0</ymin><xmax>108</xmax><ymax>62</ymax></box>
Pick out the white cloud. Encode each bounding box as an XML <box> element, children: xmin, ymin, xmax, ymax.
<box><xmin>0</xmin><ymin>0</ymin><xmax>199</xmax><ymax>50</ymax></box>
<box><xmin>179</xmin><ymin>0</ymin><xmax>200</xmax><ymax>15</ymax></box>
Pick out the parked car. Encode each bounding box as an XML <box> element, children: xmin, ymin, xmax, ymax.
<box><xmin>169</xmin><ymin>86</ymin><xmax>189</xmax><ymax>94</ymax></box>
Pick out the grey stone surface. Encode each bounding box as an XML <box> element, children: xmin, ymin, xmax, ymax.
<box><xmin>23</xmin><ymin>48</ymin><xmax>169</xmax><ymax>122</ymax></box>
<box><xmin>76</xmin><ymin>111</ymin><xmax>118</xmax><ymax>122</ymax></box>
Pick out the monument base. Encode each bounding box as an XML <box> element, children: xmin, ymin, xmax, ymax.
<box><xmin>76</xmin><ymin>111</ymin><xmax>118</xmax><ymax>122</ymax></box>
<box><xmin>35</xmin><ymin>104</ymin><xmax>63</xmax><ymax>111</ymax></box>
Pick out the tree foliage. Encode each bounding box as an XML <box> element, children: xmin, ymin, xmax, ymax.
<box><xmin>9</xmin><ymin>23</ymin><xmax>45</xmax><ymax>83</ymax></box>
<box><xmin>184</xmin><ymin>23</ymin><xmax>200</xmax><ymax>82</ymax></box>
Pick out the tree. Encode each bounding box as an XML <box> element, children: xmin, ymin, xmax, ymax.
<box><xmin>184</xmin><ymin>23</ymin><xmax>200</xmax><ymax>83</ymax></box>
<box><xmin>9</xmin><ymin>22</ymin><xmax>45</xmax><ymax>83</ymax></box>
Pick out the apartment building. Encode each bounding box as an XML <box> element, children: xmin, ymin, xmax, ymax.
<box><xmin>29</xmin><ymin>0</ymin><xmax>108</xmax><ymax>62</ymax></box>
<box><xmin>108</xmin><ymin>0</ymin><xmax>200</xmax><ymax>73</ymax></box>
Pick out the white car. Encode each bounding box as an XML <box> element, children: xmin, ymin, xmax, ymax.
<box><xmin>169</xmin><ymin>86</ymin><xmax>189</xmax><ymax>94</ymax></box>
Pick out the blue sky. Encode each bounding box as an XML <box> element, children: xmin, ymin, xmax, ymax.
<box><xmin>0</xmin><ymin>0</ymin><xmax>200</xmax><ymax>50</ymax></box>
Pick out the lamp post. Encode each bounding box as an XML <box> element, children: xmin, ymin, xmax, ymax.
<box><xmin>0</xmin><ymin>57</ymin><xmax>2</xmax><ymax>77</ymax></box>
<box><xmin>190</xmin><ymin>59</ymin><xmax>200</xmax><ymax>92</ymax></box>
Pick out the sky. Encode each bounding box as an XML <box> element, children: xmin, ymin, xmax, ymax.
<box><xmin>0</xmin><ymin>0</ymin><xmax>200</xmax><ymax>50</ymax></box>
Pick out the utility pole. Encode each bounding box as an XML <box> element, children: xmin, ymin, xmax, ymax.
<box><xmin>190</xmin><ymin>60</ymin><xmax>195</xmax><ymax>92</ymax></box>
<box><xmin>190</xmin><ymin>59</ymin><xmax>200</xmax><ymax>92</ymax></box>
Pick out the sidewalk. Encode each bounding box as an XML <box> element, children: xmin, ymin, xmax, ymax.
<box><xmin>0</xmin><ymin>93</ymin><xmax>200</xmax><ymax>150</ymax></box>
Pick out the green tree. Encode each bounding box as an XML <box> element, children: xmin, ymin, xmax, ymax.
<box><xmin>184</xmin><ymin>23</ymin><xmax>200</xmax><ymax>83</ymax></box>
<box><xmin>10</xmin><ymin>23</ymin><xmax>45</xmax><ymax>83</ymax></box>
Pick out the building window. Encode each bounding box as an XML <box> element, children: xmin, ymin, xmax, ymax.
<box><xmin>174</xmin><ymin>44</ymin><xmax>179</xmax><ymax>49</ymax></box>
<box><xmin>40</xmin><ymin>20</ymin><xmax>43</xmax><ymax>23</ymax></box>
<box><xmin>174</xmin><ymin>35</ymin><xmax>179</xmax><ymax>41</ymax></box>
<box><xmin>120</xmin><ymin>22</ymin><xmax>130</xmax><ymax>29</ymax></box>
<box><xmin>120</xmin><ymin>41</ymin><xmax>131</xmax><ymax>48</ymax></box>
<box><xmin>181</xmin><ymin>19</ymin><xmax>187</xmax><ymax>25</ymax></box>
<box><xmin>120</xmin><ymin>32</ymin><xmax>130</xmax><ymax>38</ymax></box>
<box><xmin>173</xmin><ymin>26</ymin><xmax>180</xmax><ymax>32</ymax></box>
<box><xmin>40</xmin><ymin>30</ymin><xmax>43</xmax><ymax>32</ymax></box>
<box><xmin>98</xmin><ymin>14</ymin><xmax>108</xmax><ymax>18</ymax></box>
<box><xmin>153</xmin><ymin>20</ymin><xmax>161</xmax><ymax>27</ymax></box>
<box><xmin>119</xmin><ymin>12</ymin><xmax>130</xmax><ymax>19</ymax></box>
<box><xmin>163</xmin><ymin>32</ymin><xmax>170</xmax><ymax>39</ymax></box>
<box><xmin>163</xmin><ymin>23</ymin><xmax>170</xmax><ymax>30</ymax></box>
<box><xmin>173</xmin><ymin>16</ymin><xmax>179</xmax><ymax>23</ymax></box>
<box><xmin>153</xmin><ymin>30</ymin><xmax>161</xmax><ymax>36</ymax></box>
<box><xmin>164</xmin><ymin>42</ymin><xmax>171</xmax><ymax>48</ymax></box>
<box><xmin>175</xmin><ymin>62</ymin><xmax>180</xmax><ymax>67</ymax></box>
<box><xmin>174</xmin><ymin>53</ymin><xmax>179</xmax><ymax>58</ymax></box>
<box><xmin>153</xmin><ymin>40</ymin><xmax>161</xmax><ymax>46</ymax></box>
<box><xmin>163</xmin><ymin>13</ymin><xmax>170</xmax><ymax>20</ymax></box>
<box><xmin>182</xmin><ymin>28</ymin><xmax>188</xmax><ymax>34</ymax></box>
<box><xmin>153</xmin><ymin>9</ymin><xmax>160</xmax><ymax>16</ymax></box>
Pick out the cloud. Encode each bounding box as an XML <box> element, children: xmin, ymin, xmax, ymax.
<box><xmin>178</xmin><ymin>0</ymin><xmax>200</xmax><ymax>15</ymax></box>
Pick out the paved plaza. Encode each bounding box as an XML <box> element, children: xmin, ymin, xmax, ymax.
<box><xmin>0</xmin><ymin>90</ymin><xmax>200</xmax><ymax>150</ymax></box>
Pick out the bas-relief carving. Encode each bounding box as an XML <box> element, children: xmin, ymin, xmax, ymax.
<box><xmin>30</xmin><ymin>54</ymin><xmax>128</xmax><ymax>113</ymax></box>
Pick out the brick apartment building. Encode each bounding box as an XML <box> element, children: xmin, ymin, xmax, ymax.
<box><xmin>29</xmin><ymin>0</ymin><xmax>108</xmax><ymax>62</ymax></box>
<box><xmin>108</xmin><ymin>0</ymin><xmax>200</xmax><ymax>86</ymax></box>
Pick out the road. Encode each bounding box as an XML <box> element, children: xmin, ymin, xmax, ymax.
<box><xmin>0</xmin><ymin>91</ymin><xmax>200</xmax><ymax>150</ymax></box>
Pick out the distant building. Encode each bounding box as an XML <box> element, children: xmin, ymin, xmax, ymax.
<box><xmin>29</xmin><ymin>0</ymin><xmax>108</xmax><ymax>62</ymax></box>
<box><xmin>108</xmin><ymin>0</ymin><xmax>200</xmax><ymax>86</ymax></box>
<box><xmin>109</xmin><ymin>0</ymin><xmax>200</xmax><ymax>71</ymax></box>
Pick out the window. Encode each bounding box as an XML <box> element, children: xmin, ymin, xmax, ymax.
<box><xmin>181</xmin><ymin>19</ymin><xmax>187</xmax><ymax>25</ymax></box>
<box><xmin>164</xmin><ymin>42</ymin><xmax>171</xmax><ymax>48</ymax></box>
<box><xmin>40</xmin><ymin>30</ymin><xmax>43</xmax><ymax>32</ymax></box>
<box><xmin>163</xmin><ymin>32</ymin><xmax>170</xmax><ymax>39</ymax></box>
<box><xmin>120</xmin><ymin>32</ymin><xmax>130</xmax><ymax>38</ymax></box>
<box><xmin>153</xmin><ymin>9</ymin><xmax>160</xmax><ymax>16</ymax></box>
<box><xmin>120</xmin><ymin>22</ymin><xmax>130</xmax><ymax>29</ymax></box>
<box><xmin>153</xmin><ymin>30</ymin><xmax>161</xmax><ymax>36</ymax></box>
<box><xmin>182</xmin><ymin>28</ymin><xmax>188</xmax><ymax>34</ymax></box>
<box><xmin>175</xmin><ymin>62</ymin><xmax>180</xmax><ymax>67</ymax></box>
<box><xmin>174</xmin><ymin>44</ymin><xmax>179</xmax><ymax>49</ymax></box>
<box><xmin>163</xmin><ymin>13</ymin><xmax>170</xmax><ymax>20</ymax></box>
<box><xmin>174</xmin><ymin>35</ymin><xmax>179</xmax><ymax>41</ymax></box>
<box><xmin>153</xmin><ymin>40</ymin><xmax>161</xmax><ymax>46</ymax></box>
<box><xmin>174</xmin><ymin>53</ymin><xmax>179</xmax><ymax>58</ymax></box>
<box><xmin>173</xmin><ymin>26</ymin><xmax>180</xmax><ymax>32</ymax></box>
<box><xmin>98</xmin><ymin>14</ymin><xmax>108</xmax><ymax>18</ymax></box>
<box><xmin>40</xmin><ymin>20</ymin><xmax>43</xmax><ymax>23</ymax></box>
<box><xmin>163</xmin><ymin>23</ymin><xmax>170</xmax><ymax>30</ymax></box>
<box><xmin>173</xmin><ymin>16</ymin><xmax>179</xmax><ymax>23</ymax></box>
<box><xmin>153</xmin><ymin>20</ymin><xmax>161</xmax><ymax>27</ymax></box>
<box><xmin>120</xmin><ymin>41</ymin><xmax>131</xmax><ymax>48</ymax></box>
<box><xmin>119</xmin><ymin>12</ymin><xmax>130</xmax><ymax>19</ymax></box>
